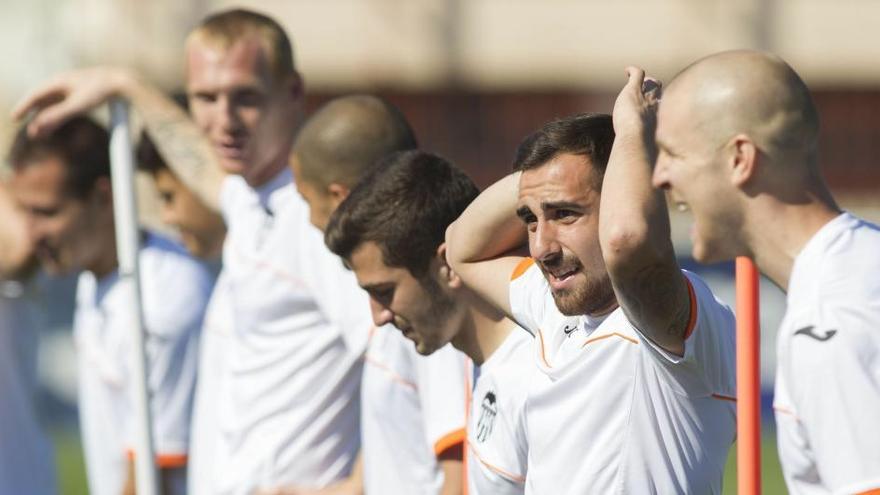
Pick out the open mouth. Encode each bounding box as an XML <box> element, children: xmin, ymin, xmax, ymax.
<box><xmin>545</xmin><ymin>266</ymin><xmax>580</xmax><ymax>291</ymax></box>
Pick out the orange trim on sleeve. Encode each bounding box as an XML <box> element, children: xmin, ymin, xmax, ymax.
<box><xmin>683</xmin><ymin>276</ymin><xmax>698</xmax><ymax>340</ymax></box>
<box><xmin>581</xmin><ymin>332</ymin><xmax>639</xmax><ymax>348</ymax></box>
<box><xmin>468</xmin><ymin>442</ymin><xmax>526</xmax><ymax>484</ymax></box>
<box><xmin>126</xmin><ymin>450</ymin><xmax>188</xmax><ymax>468</ymax></box>
<box><xmin>434</xmin><ymin>428</ymin><xmax>466</xmax><ymax>458</ymax></box>
<box><xmin>855</xmin><ymin>489</ymin><xmax>880</xmax><ymax>495</ymax></box>
<box><xmin>510</xmin><ymin>258</ymin><xmax>535</xmax><ymax>281</ymax></box>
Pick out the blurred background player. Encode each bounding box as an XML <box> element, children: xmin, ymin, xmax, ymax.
<box><xmin>652</xmin><ymin>50</ymin><xmax>880</xmax><ymax>494</ymax></box>
<box><xmin>325</xmin><ymin>150</ymin><xmax>532</xmax><ymax>494</ymax></box>
<box><xmin>13</xmin><ymin>9</ymin><xmax>374</xmax><ymax>491</ymax></box>
<box><xmin>446</xmin><ymin>104</ymin><xmax>737</xmax><ymax>493</ymax></box>
<box><xmin>0</xmin><ymin>180</ymin><xmax>57</xmax><ymax>494</ymax></box>
<box><xmin>286</xmin><ymin>94</ymin><xmax>467</xmax><ymax>495</ymax></box>
<box><xmin>136</xmin><ymin>117</ymin><xmax>230</xmax><ymax>495</ymax></box>
<box><xmin>7</xmin><ymin>116</ymin><xmax>212</xmax><ymax>495</ymax></box>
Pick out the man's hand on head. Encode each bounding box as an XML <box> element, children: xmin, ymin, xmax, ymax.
<box><xmin>12</xmin><ymin>67</ymin><xmax>136</xmax><ymax>138</ymax></box>
<box><xmin>611</xmin><ymin>66</ymin><xmax>662</xmax><ymax>150</ymax></box>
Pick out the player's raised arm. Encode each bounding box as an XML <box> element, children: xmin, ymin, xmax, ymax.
<box><xmin>598</xmin><ymin>67</ymin><xmax>690</xmax><ymax>356</ymax></box>
<box><xmin>12</xmin><ymin>67</ymin><xmax>224</xmax><ymax>211</ymax></box>
<box><xmin>445</xmin><ymin>171</ymin><xmax>526</xmax><ymax>318</ymax></box>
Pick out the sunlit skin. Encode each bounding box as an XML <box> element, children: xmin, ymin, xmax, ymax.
<box><xmin>153</xmin><ymin>169</ymin><xmax>226</xmax><ymax>260</ymax></box>
<box><xmin>516</xmin><ymin>153</ymin><xmax>617</xmax><ymax>316</ymax></box>
<box><xmin>186</xmin><ymin>37</ymin><xmax>301</xmax><ymax>187</ymax></box>
<box><xmin>289</xmin><ymin>155</ymin><xmax>338</xmax><ymax>232</ymax></box>
<box><xmin>10</xmin><ymin>156</ymin><xmax>116</xmax><ymax>277</ymax></box>
<box><xmin>653</xmin><ymin>85</ymin><xmax>747</xmax><ymax>264</ymax></box>
<box><xmin>348</xmin><ymin>241</ymin><xmax>468</xmax><ymax>355</ymax></box>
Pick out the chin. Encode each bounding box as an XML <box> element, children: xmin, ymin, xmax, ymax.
<box><xmin>219</xmin><ymin>159</ymin><xmax>248</xmax><ymax>176</ymax></box>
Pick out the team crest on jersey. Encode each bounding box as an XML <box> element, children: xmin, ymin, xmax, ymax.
<box><xmin>476</xmin><ymin>390</ymin><xmax>497</xmax><ymax>443</ymax></box>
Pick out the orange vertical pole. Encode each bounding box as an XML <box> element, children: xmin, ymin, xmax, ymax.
<box><xmin>736</xmin><ymin>257</ymin><xmax>761</xmax><ymax>495</ymax></box>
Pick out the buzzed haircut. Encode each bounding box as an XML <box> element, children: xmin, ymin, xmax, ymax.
<box><xmin>513</xmin><ymin>113</ymin><xmax>615</xmax><ymax>190</ymax></box>
<box><xmin>325</xmin><ymin>150</ymin><xmax>479</xmax><ymax>278</ymax></box>
<box><xmin>293</xmin><ymin>95</ymin><xmax>417</xmax><ymax>188</ymax></box>
<box><xmin>187</xmin><ymin>8</ymin><xmax>296</xmax><ymax>83</ymax></box>
<box><xmin>8</xmin><ymin>116</ymin><xmax>110</xmax><ymax>199</ymax></box>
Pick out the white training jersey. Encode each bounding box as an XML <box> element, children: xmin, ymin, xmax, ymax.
<box><xmin>217</xmin><ymin>170</ymin><xmax>372</xmax><ymax>493</ymax></box>
<box><xmin>0</xmin><ymin>280</ymin><xmax>56</xmax><ymax>495</ymax></box>
<box><xmin>467</xmin><ymin>328</ymin><xmax>532</xmax><ymax>495</ymax></box>
<box><xmin>774</xmin><ymin>212</ymin><xmax>880</xmax><ymax>495</ymax></box>
<box><xmin>509</xmin><ymin>259</ymin><xmax>737</xmax><ymax>495</ymax></box>
<box><xmin>188</xmin><ymin>270</ymin><xmax>233</xmax><ymax>495</ymax></box>
<box><xmin>361</xmin><ymin>325</ymin><xmax>468</xmax><ymax>494</ymax></box>
<box><xmin>74</xmin><ymin>232</ymin><xmax>212</xmax><ymax>495</ymax></box>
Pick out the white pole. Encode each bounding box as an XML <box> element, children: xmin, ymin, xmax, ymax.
<box><xmin>109</xmin><ymin>100</ymin><xmax>159</xmax><ymax>495</ymax></box>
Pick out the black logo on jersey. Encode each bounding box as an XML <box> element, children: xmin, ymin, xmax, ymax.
<box><xmin>563</xmin><ymin>324</ymin><xmax>578</xmax><ymax>337</ymax></box>
<box><xmin>794</xmin><ymin>325</ymin><xmax>837</xmax><ymax>342</ymax></box>
<box><xmin>475</xmin><ymin>391</ymin><xmax>497</xmax><ymax>443</ymax></box>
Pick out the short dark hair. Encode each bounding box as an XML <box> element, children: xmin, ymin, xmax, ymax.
<box><xmin>325</xmin><ymin>150</ymin><xmax>479</xmax><ymax>278</ymax></box>
<box><xmin>513</xmin><ymin>113</ymin><xmax>615</xmax><ymax>190</ymax></box>
<box><xmin>8</xmin><ymin>117</ymin><xmax>110</xmax><ymax>199</ymax></box>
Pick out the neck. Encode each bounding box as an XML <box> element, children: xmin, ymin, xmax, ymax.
<box><xmin>86</xmin><ymin>225</ymin><xmax>119</xmax><ymax>280</ymax></box>
<box><xmin>244</xmin><ymin>156</ymin><xmax>289</xmax><ymax>189</ymax></box>
<box><xmin>451</xmin><ymin>288</ymin><xmax>515</xmax><ymax>365</ymax></box>
<box><xmin>744</xmin><ymin>192</ymin><xmax>840</xmax><ymax>291</ymax></box>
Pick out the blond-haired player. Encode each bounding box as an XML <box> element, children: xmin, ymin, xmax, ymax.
<box><xmin>15</xmin><ymin>9</ymin><xmax>373</xmax><ymax>492</ymax></box>
<box><xmin>446</xmin><ymin>84</ymin><xmax>737</xmax><ymax>492</ymax></box>
<box><xmin>652</xmin><ymin>50</ymin><xmax>880</xmax><ymax>494</ymax></box>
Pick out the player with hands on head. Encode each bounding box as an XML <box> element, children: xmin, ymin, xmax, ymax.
<box><xmin>445</xmin><ymin>68</ymin><xmax>737</xmax><ymax>494</ymax></box>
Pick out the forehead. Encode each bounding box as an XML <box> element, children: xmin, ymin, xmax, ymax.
<box><xmin>656</xmin><ymin>83</ymin><xmax>697</xmax><ymax>143</ymax></box>
<box><xmin>517</xmin><ymin>153</ymin><xmax>599</xmax><ymax>206</ymax></box>
<box><xmin>12</xmin><ymin>157</ymin><xmax>69</xmax><ymax>203</ymax></box>
<box><xmin>349</xmin><ymin>241</ymin><xmax>411</xmax><ymax>285</ymax></box>
<box><xmin>185</xmin><ymin>37</ymin><xmax>273</xmax><ymax>90</ymax></box>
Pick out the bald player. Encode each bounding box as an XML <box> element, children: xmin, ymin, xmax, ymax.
<box><xmin>651</xmin><ymin>50</ymin><xmax>880</xmax><ymax>494</ymax></box>
<box><xmin>287</xmin><ymin>95</ymin><xmax>468</xmax><ymax>495</ymax></box>
<box><xmin>15</xmin><ymin>9</ymin><xmax>374</xmax><ymax>492</ymax></box>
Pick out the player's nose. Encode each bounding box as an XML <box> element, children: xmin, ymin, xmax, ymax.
<box><xmin>369</xmin><ymin>299</ymin><xmax>394</xmax><ymax>327</ymax></box>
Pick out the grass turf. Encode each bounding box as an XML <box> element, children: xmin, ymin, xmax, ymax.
<box><xmin>54</xmin><ymin>429</ymin><xmax>787</xmax><ymax>493</ymax></box>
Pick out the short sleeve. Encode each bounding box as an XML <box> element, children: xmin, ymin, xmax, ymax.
<box><xmin>415</xmin><ymin>344</ymin><xmax>468</xmax><ymax>457</ymax></box>
<box><xmin>635</xmin><ymin>271</ymin><xmax>737</xmax><ymax>398</ymax></box>
<box><xmin>508</xmin><ymin>259</ymin><xmax>546</xmax><ymax>336</ymax></box>
<box><xmin>787</xmin><ymin>302</ymin><xmax>880</xmax><ymax>494</ymax></box>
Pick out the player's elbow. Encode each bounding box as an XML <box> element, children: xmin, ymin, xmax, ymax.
<box><xmin>601</xmin><ymin>222</ymin><xmax>652</xmax><ymax>268</ymax></box>
<box><xmin>444</xmin><ymin>222</ymin><xmax>466</xmax><ymax>268</ymax></box>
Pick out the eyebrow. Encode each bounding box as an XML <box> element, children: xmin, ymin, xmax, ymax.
<box><xmin>540</xmin><ymin>201</ymin><xmax>583</xmax><ymax>211</ymax></box>
<box><xmin>515</xmin><ymin>205</ymin><xmax>533</xmax><ymax>220</ymax></box>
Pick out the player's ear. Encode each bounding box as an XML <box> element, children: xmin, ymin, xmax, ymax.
<box><xmin>729</xmin><ymin>134</ymin><xmax>759</xmax><ymax>188</ymax></box>
<box><xmin>435</xmin><ymin>242</ymin><xmax>462</xmax><ymax>290</ymax></box>
<box><xmin>90</xmin><ymin>176</ymin><xmax>113</xmax><ymax>207</ymax></box>
<box><xmin>327</xmin><ymin>183</ymin><xmax>350</xmax><ymax>210</ymax></box>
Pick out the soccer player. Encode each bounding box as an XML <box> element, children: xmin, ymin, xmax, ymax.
<box><xmin>14</xmin><ymin>9</ymin><xmax>373</xmax><ymax>492</ymax></box>
<box><xmin>8</xmin><ymin>116</ymin><xmax>212</xmax><ymax>495</ymax></box>
<box><xmin>136</xmin><ymin>130</ymin><xmax>229</xmax><ymax>495</ymax></box>
<box><xmin>445</xmin><ymin>95</ymin><xmax>737</xmax><ymax>491</ymax></box>
<box><xmin>325</xmin><ymin>150</ymin><xmax>533</xmax><ymax>494</ymax></box>
<box><xmin>0</xmin><ymin>181</ymin><xmax>56</xmax><ymax>495</ymax></box>
<box><xmin>288</xmin><ymin>94</ymin><xmax>467</xmax><ymax>495</ymax></box>
<box><xmin>651</xmin><ymin>50</ymin><xmax>880</xmax><ymax>494</ymax></box>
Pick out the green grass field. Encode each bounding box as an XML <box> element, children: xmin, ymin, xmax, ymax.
<box><xmin>54</xmin><ymin>429</ymin><xmax>787</xmax><ymax>494</ymax></box>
